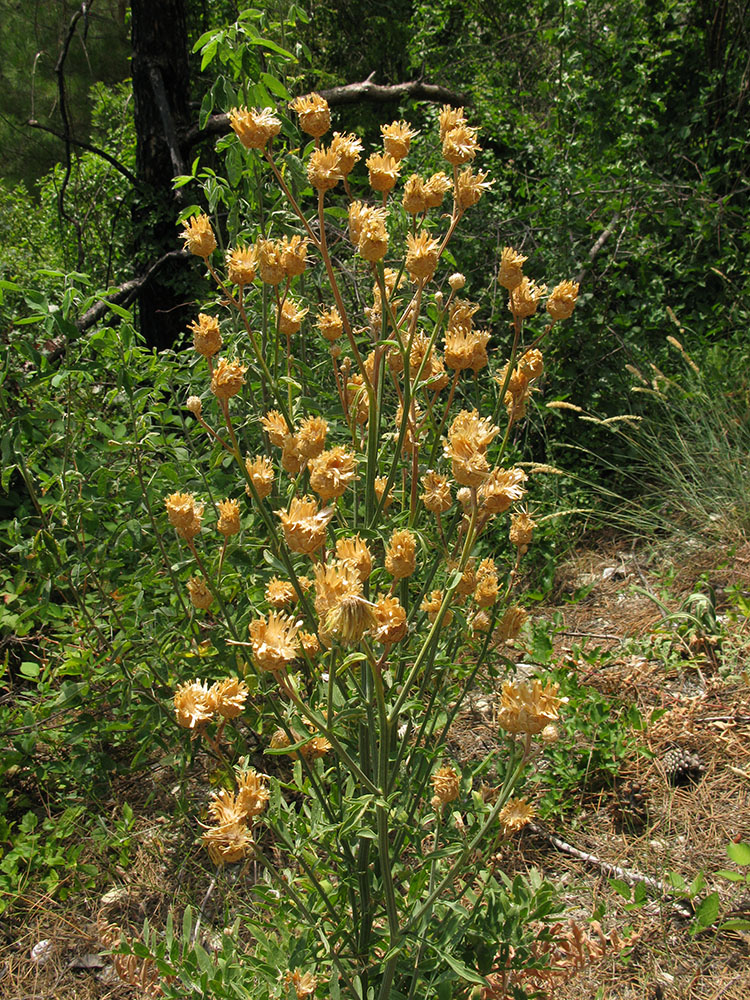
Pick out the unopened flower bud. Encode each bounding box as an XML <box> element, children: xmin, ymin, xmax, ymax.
<box><xmin>186</xmin><ymin>395</ymin><xmax>203</xmax><ymax>417</ymax></box>
<box><xmin>449</xmin><ymin>272</ymin><xmax>466</xmax><ymax>291</ymax></box>
<box><xmin>434</xmin><ymin>291</ymin><xmax>444</xmax><ymax>308</ymax></box>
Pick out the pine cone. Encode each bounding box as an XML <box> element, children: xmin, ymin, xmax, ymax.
<box><xmin>611</xmin><ymin>780</ymin><xmax>649</xmax><ymax>829</ymax></box>
<box><xmin>662</xmin><ymin>745</ymin><xmax>704</xmax><ymax>787</ymax></box>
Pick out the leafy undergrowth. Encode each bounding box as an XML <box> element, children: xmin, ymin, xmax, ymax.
<box><xmin>1</xmin><ymin>536</ymin><xmax>750</xmax><ymax>999</ymax></box>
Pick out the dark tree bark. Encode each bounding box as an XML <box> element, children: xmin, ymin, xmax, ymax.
<box><xmin>130</xmin><ymin>0</ymin><xmax>195</xmax><ymax>350</ymax></box>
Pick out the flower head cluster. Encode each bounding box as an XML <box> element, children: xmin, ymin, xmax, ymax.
<box><xmin>180</xmin><ymin>214</ymin><xmax>216</xmax><ymax>258</ymax></box>
<box><xmin>444</xmin><ymin>409</ymin><xmax>500</xmax><ymax>488</ymax></box>
<box><xmin>165</xmin><ymin>492</ymin><xmax>204</xmax><ymax>541</ymax></box>
<box><xmin>248</xmin><ymin>612</ymin><xmax>301</xmax><ymax>673</ymax></box>
<box><xmin>290</xmin><ymin>93</ymin><xmax>330</xmax><ymax>137</ymax></box>
<box><xmin>276</xmin><ymin>495</ymin><xmax>335</xmax><ymax>555</ymax></box>
<box><xmin>202</xmin><ymin>766</ymin><xmax>268</xmax><ymax>865</ymax></box>
<box><xmin>497</xmin><ymin>678</ymin><xmax>563</xmax><ymax>735</ymax></box>
<box><xmin>431</xmin><ymin>765</ymin><xmax>460</xmax><ymax>810</ymax></box>
<box><xmin>174</xmin><ymin>676</ymin><xmax>249</xmax><ymax>730</ymax></box>
<box><xmin>229</xmin><ymin>107</ymin><xmax>281</xmax><ymax>149</ymax></box>
<box><xmin>189</xmin><ymin>314</ymin><xmax>222</xmax><ymax>358</ymax></box>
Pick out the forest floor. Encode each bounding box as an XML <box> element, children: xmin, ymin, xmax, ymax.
<box><xmin>2</xmin><ymin>535</ymin><xmax>750</xmax><ymax>999</ymax></box>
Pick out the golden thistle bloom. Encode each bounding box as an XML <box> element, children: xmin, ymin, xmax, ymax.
<box><xmin>283</xmin><ymin>969</ymin><xmax>318</xmax><ymax>1000</ymax></box>
<box><xmin>229</xmin><ymin>106</ymin><xmax>281</xmax><ymax>149</ymax></box>
<box><xmin>427</xmin><ymin>351</ymin><xmax>451</xmax><ymax>390</ymax></box>
<box><xmin>457</xmin><ymin>487</ymin><xmax>473</xmax><ymax>510</ymax></box>
<box><xmin>385</xmin><ymin>528</ymin><xmax>417</xmax><ymax>580</ymax></box>
<box><xmin>255</xmin><ymin>238</ymin><xmax>286</xmax><ymax>285</ymax></box>
<box><xmin>456</xmin><ymin>166</ymin><xmax>492</xmax><ymax>210</ymax></box>
<box><xmin>335</xmin><ymin>534</ymin><xmax>373</xmax><ymax>582</ymax></box>
<box><xmin>208</xmin><ymin>677</ymin><xmax>249</xmax><ymax>719</ymax></box>
<box><xmin>165</xmin><ymin>492</ymin><xmax>204</xmax><ymax>541</ymax></box>
<box><xmin>474</xmin><ymin>572</ymin><xmax>499</xmax><ymax>608</ymax></box>
<box><xmin>424</xmin><ymin>171</ymin><xmax>453</xmax><ymax>208</ymax></box>
<box><xmin>409</xmin><ymin>333</ymin><xmax>437</xmax><ymax>381</ymax></box>
<box><xmin>431</xmin><ymin>765</ymin><xmax>460</xmax><ymax>808</ymax></box>
<box><xmin>347</xmin><ymin>200</ymin><xmax>368</xmax><ymax>245</ymax></box>
<box><xmin>469</xmin><ymin>329</ymin><xmax>491</xmax><ymax>373</ymax></box>
<box><xmin>330</xmin><ymin>131</ymin><xmax>363</xmax><ymax>175</ymax></box>
<box><xmin>449</xmin><ymin>272</ymin><xmax>466</xmax><ymax>291</ymax></box>
<box><xmin>449</xmin><ymin>408</ymin><xmax>500</xmax><ymax>452</ymax></box>
<box><xmin>187</xmin><ymin>575</ymin><xmax>213</xmax><ymax>610</ymax></box>
<box><xmin>346</xmin><ymin>374</ymin><xmax>370</xmax><ymax>424</ymax></box>
<box><xmin>235</xmin><ymin>767</ymin><xmax>270</xmax><ymax>817</ymax></box>
<box><xmin>202</xmin><ymin>822</ymin><xmax>253</xmax><ymax>865</ymax></box>
<box><xmin>374</xmin><ymin>475</ymin><xmax>393</xmax><ymax>510</ymax></box>
<box><xmin>278</xmin><ymin>298</ymin><xmax>309</xmax><ymax>336</ymax></box>
<box><xmin>316</xmin><ymin>306</ymin><xmax>343</xmax><ymax>342</ymax></box>
<box><xmin>260</xmin><ymin>409</ymin><xmax>291</xmax><ymax>447</ymax></box>
<box><xmin>248</xmin><ymin>612</ymin><xmax>301</xmax><ymax>672</ymax></box>
<box><xmin>498</xmin><ymin>797</ymin><xmax>535</xmax><ymax>836</ymax></box>
<box><xmin>308</xmin><ymin>446</ymin><xmax>357</xmax><ymax>501</ymax></box>
<box><xmin>226</xmin><ymin>245</ymin><xmax>257</xmax><ymax>285</ymax></box>
<box><xmin>299</xmin><ymin>630</ymin><xmax>320</xmax><ymax>657</ymax></box>
<box><xmin>270</xmin><ymin>728</ymin><xmax>294</xmax><ymax>752</ymax></box>
<box><xmin>546</xmin><ymin>279</ymin><xmax>579</xmax><ymax>322</ymax></box>
<box><xmin>439</xmin><ymin>104</ymin><xmax>467</xmax><ymax>140</ymax></box>
<box><xmin>289</xmin><ymin>92</ymin><xmax>330</xmax><ymax>137</ymax></box>
<box><xmin>381</xmin><ymin>119</ymin><xmax>418</xmax><ymax>160</ymax></box>
<box><xmin>402</xmin><ymin>174</ymin><xmax>428</xmax><ymax>214</ymax></box>
<box><xmin>444</xmin><ymin>326</ymin><xmax>477</xmax><ymax>371</ymax></box>
<box><xmin>366</xmin><ymin>152</ymin><xmax>402</xmax><ymax>192</ymax></box>
<box><xmin>497</xmin><ymin>678</ymin><xmax>562</xmax><ymax>735</ymax></box>
<box><xmin>510</xmin><ymin>511</ymin><xmax>536</xmax><ymax>549</ymax></box>
<box><xmin>307</xmin><ymin>145</ymin><xmax>342</xmax><ymax>191</ymax></box>
<box><xmin>313</xmin><ymin>559</ymin><xmax>359</xmax><ymax>620</ymax></box>
<box><xmin>442</xmin><ymin>123</ymin><xmax>480</xmax><ymax>165</ymax></box>
<box><xmin>207</xmin><ymin>788</ymin><xmax>246</xmax><ymax>827</ymax></box>
<box><xmin>449</xmin><ymin>297</ymin><xmax>480</xmax><ymax>330</ymax></box>
<box><xmin>406</xmin><ymin>231</ymin><xmax>441</xmax><ymax>282</ymax></box>
<box><xmin>421</xmin><ymin>589</ymin><xmax>452</xmax><ymax>626</ymax></box>
<box><xmin>180</xmin><ymin>213</ymin><xmax>216</xmax><ymax>258</ymax></box>
<box><xmin>421</xmin><ymin>471</ymin><xmax>452</xmax><ymax>514</ymax></box>
<box><xmin>325</xmin><ymin>586</ymin><xmax>378</xmax><ymax>646</ymax></box>
<box><xmin>279</xmin><ymin>235</ymin><xmax>308</xmax><ymax>277</ymax></box>
<box><xmin>370</xmin><ymin>595</ymin><xmax>407</xmax><ymax>645</ymax></box>
<box><xmin>357</xmin><ymin>207</ymin><xmax>389</xmax><ymax>262</ymax></box>
<box><xmin>454</xmin><ymin>557</ymin><xmax>477</xmax><ymax>597</ymax></box>
<box><xmin>499</xmin><ymin>366</ymin><xmax>532</xmax><ymax>424</ymax></box>
<box><xmin>496</xmin><ymin>605</ymin><xmax>528</xmax><ymax>642</ymax></box>
<box><xmin>519</xmin><ymin>348</ymin><xmax>544</xmax><ymax>380</ymax></box>
<box><xmin>300</xmin><ymin>735</ymin><xmax>332</xmax><ymax>761</ymax></box>
<box><xmin>217</xmin><ymin>498</ymin><xmax>241</xmax><ymax>537</ymax></box>
<box><xmin>211</xmin><ymin>358</ymin><xmax>246</xmax><ymax>403</ymax></box>
<box><xmin>479</xmin><ymin>467</ymin><xmax>528</xmax><ymax>515</ymax></box>
<box><xmin>469</xmin><ymin>609</ymin><xmax>491</xmax><ymax>634</ymax></box>
<box><xmin>174</xmin><ymin>680</ymin><xmax>213</xmax><ymax>729</ymax></box>
<box><xmin>276</xmin><ymin>495</ymin><xmax>335</xmax><ymax>555</ymax></box>
<box><xmin>266</xmin><ymin>576</ymin><xmax>296</xmax><ymax>608</ymax></box>
<box><xmin>445</xmin><ymin>436</ymin><xmax>490</xmax><ymax>488</ymax></box>
<box><xmin>509</xmin><ymin>276</ymin><xmax>547</xmax><ymax>318</ymax></box>
<box><xmin>281</xmin><ymin>434</ymin><xmax>305</xmax><ymax>476</ymax></box>
<box><xmin>497</xmin><ymin>246</ymin><xmax>527</xmax><ymax>291</ymax></box>
<box><xmin>245</xmin><ymin>454</ymin><xmax>275</xmax><ymax>500</ymax></box>
<box><xmin>186</xmin><ymin>395</ymin><xmax>203</xmax><ymax>417</ymax></box>
<box><xmin>189</xmin><ymin>313</ymin><xmax>222</xmax><ymax>358</ymax></box>
<box><xmin>297</xmin><ymin>415</ymin><xmax>328</xmax><ymax>461</ymax></box>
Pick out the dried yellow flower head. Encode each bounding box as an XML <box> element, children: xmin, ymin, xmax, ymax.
<box><xmin>496</xmin><ymin>605</ymin><xmax>528</xmax><ymax>642</ymax></box>
<box><xmin>308</xmin><ymin>447</ymin><xmax>357</xmax><ymax>501</ymax></box>
<box><xmin>381</xmin><ymin>120</ymin><xmax>418</xmax><ymax>160</ymax></box>
<box><xmin>431</xmin><ymin>765</ymin><xmax>460</xmax><ymax>808</ymax></box>
<box><xmin>421</xmin><ymin>589</ymin><xmax>452</xmax><ymax>626</ymax></box>
<box><xmin>448</xmin><ymin>272</ymin><xmax>466</xmax><ymax>291</ymax></box>
<box><xmin>278</xmin><ymin>298</ymin><xmax>309</xmax><ymax>336</ymax></box>
<box><xmin>510</xmin><ymin>511</ymin><xmax>536</xmax><ymax>550</ymax></box>
<box><xmin>385</xmin><ymin>528</ymin><xmax>417</xmax><ymax>580</ymax></box>
<box><xmin>174</xmin><ymin>679</ymin><xmax>213</xmax><ymax>729</ymax></box>
<box><xmin>347</xmin><ymin>200</ymin><xmax>368</xmax><ymax>245</ymax></box>
<box><xmin>336</xmin><ymin>534</ymin><xmax>373</xmax><ymax>582</ymax></box>
<box><xmin>245</xmin><ymin>454</ymin><xmax>275</xmax><ymax>500</ymax></box>
<box><xmin>469</xmin><ymin>609</ymin><xmax>491</xmax><ymax>634</ymax></box>
<box><xmin>478</xmin><ymin>467</ymin><xmax>528</xmax><ymax>516</ymax></box>
<box><xmin>439</xmin><ymin>104</ymin><xmax>467</xmax><ymax>140</ymax></box>
<box><xmin>208</xmin><ymin>677</ymin><xmax>249</xmax><ymax>719</ymax></box>
<box><xmin>509</xmin><ymin>276</ymin><xmax>547</xmax><ymax>319</ymax></box>
<box><xmin>211</xmin><ymin>358</ymin><xmax>247</xmax><ymax>403</ymax></box>
<box><xmin>290</xmin><ymin>93</ymin><xmax>331</xmax><ymax>137</ymax></box>
<box><xmin>444</xmin><ymin>326</ymin><xmax>478</xmax><ymax>371</ymax></box>
<box><xmin>165</xmin><ymin>492</ymin><xmax>204</xmax><ymax>541</ymax></box>
<box><xmin>421</xmin><ymin>471</ymin><xmax>452</xmax><ymax>514</ymax></box>
<box><xmin>186</xmin><ymin>395</ymin><xmax>203</xmax><ymax>418</ymax></box>
<box><xmin>189</xmin><ymin>313</ymin><xmax>222</xmax><ymax>358</ymax></box>
<box><xmin>356</xmin><ymin>206</ymin><xmax>389</xmax><ymax>262</ymax></box>
<box><xmin>445</xmin><ymin>410</ymin><xmax>499</xmax><ymax>488</ymax></box>
<box><xmin>276</xmin><ymin>495</ymin><xmax>335</xmax><ymax>555</ymax></box>
<box><xmin>260</xmin><ymin>409</ymin><xmax>291</xmax><ymax>447</ymax></box>
<box><xmin>497</xmin><ymin>246</ymin><xmax>527</xmax><ymax>291</ymax></box>
<box><xmin>442</xmin><ymin>123</ymin><xmax>480</xmax><ymax>165</ymax></box>
<box><xmin>498</xmin><ymin>797</ymin><xmax>535</xmax><ymax>837</ymax></box>
<box><xmin>519</xmin><ymin>348</ymin><xmax>544</xmax><ymax>380</ymax></box>
<box><xmin>308</xmin><ymin>145</ymin><xmax>342</xmax><ymax>191</ymax></box>
<box><xmin>456</xmin><ymin>166</ymin><xmax>492</xmax><ymax>210</ymax></box>
<box><xmin>424</xmin><ymin>171</ymin><xmax>452</xmax><ymax>208</ymax></box>
<box><xmin>370</xmin><ymin>595</ymin><xmax>407</xmax><ymax>645</ymax></box>
<box><xmin>374</xmin><ymin>475</ymin><xmax>393</xmax><ymax>510</ymax></box>
<box><xmin>297</xmin><ymin>415</ymin><xmax>328</xmax><ymax>461</ymax></box>
<box><xmin>316</xmin><ymin>306</ymin><xmax>344</xmax><ymax>342</ymax></box>
<box><xmin>283</xmin><ymin>969</ymin><xmax>318</xmax><ymax>1000</ymax></box>
<box><xmin>281</xmin><ymin>433</ymin><xmax>305</xmax><ymax>476</ymax></box>
<box><xmin>498</xmin><ymin>678</ymin><xmax>562</xmax><ymax>735</ymax></box>
<box><xmin>546</xmin><ymin>279</ymin><xmax>579</xmax><ymax>322</ymax></box>
<box><xmin>474</xmin><ymin>572</ymin><xmax>498</xmax><ymax>608</ymax></box>
<box><xmin>217</xmin><ymin>498</ymin><xmax>241</xmax><ymax>537</ymax></box>
<box><xmin>187</xmin><ymin>575</ymin><xmax>213</xmax><ymax>610</ymax></box>
<box><xmin>180</xmin><ymin>214</ymin><xmax>216</xmax><ymax>258</ymax></box>
<box><xmin>226</xmin><ymin>245</ymin><xmax>257</xmax><ymax>285</ymax></box>
<box><xmin>202</xmin><ymin>821</ymin><xmax>253</xmax><ymax>865</ymax></box>
<box><xmin>266</xmin><ymin>576</ymin><xmax>296</xmax><ymax>608</ymax></box>
<box><xmin>402</xmin><ymin>174</ymin><xmax>428</xmax><ymax>214</ymax></box>
<box><xmin>406</xmin><ymin>231</ymin><xmax>441</xmax><ymax>282</ymax></box>
<box><xmin>256</xmin><ymin>238</ymin><xmax>286</xmax><ymax>285</ymax></box>
<box><xmin>300</xmin><ymin>735</ymin><xmax>332</xmax><ymax>761</ymax></box>
<box><xmin>366</xmin><ymin>152</ymin><xmax>402</xmax><ymax>193</ymax></box>
<box><xmin>330</xmin><ymin>131</ymin><xmax>363</xmax><ymax>175</ymax></box>
<box><xmin>235</xmin><ymin>767</ymin><xmax>270</xmax><ymax>817</ymax></box>
<box><xmin>229</xmin><ymin>106</ymin><xmax>281</xmax><ymax>149</ymax></box>
<box><xmin>299</xmin><ymin>630</ymin><xmax>320</xmax><ymax>657</ymax></box>
<box><xmin>346</xmin><ymin>374</ymin><xmax>370</xmax><ymax>423</ymax></box>
<box><xmin>469</xmin><ymin>329</ymin><xmax>491</xmax><ymax>373</ymax></box>
<box><xmin>279</xmin><ymin>235</ymin><xmax>308</xmax><ymax>278</ymax></box>
<box><xmin>325</xmin><ymin>586</ymin><xmax>378</xmax><ymax>646</ymax></box>
<box><xmin>248</xmin><ymin>612</ymin><xmax>301</xmax><ymax>672</ymax></box>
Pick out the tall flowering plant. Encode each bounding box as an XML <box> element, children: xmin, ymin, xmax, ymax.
<box><xmin>165</xmin><ymin>96</ymin><xmax>578</xmax><ymax>999</ymax></box>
